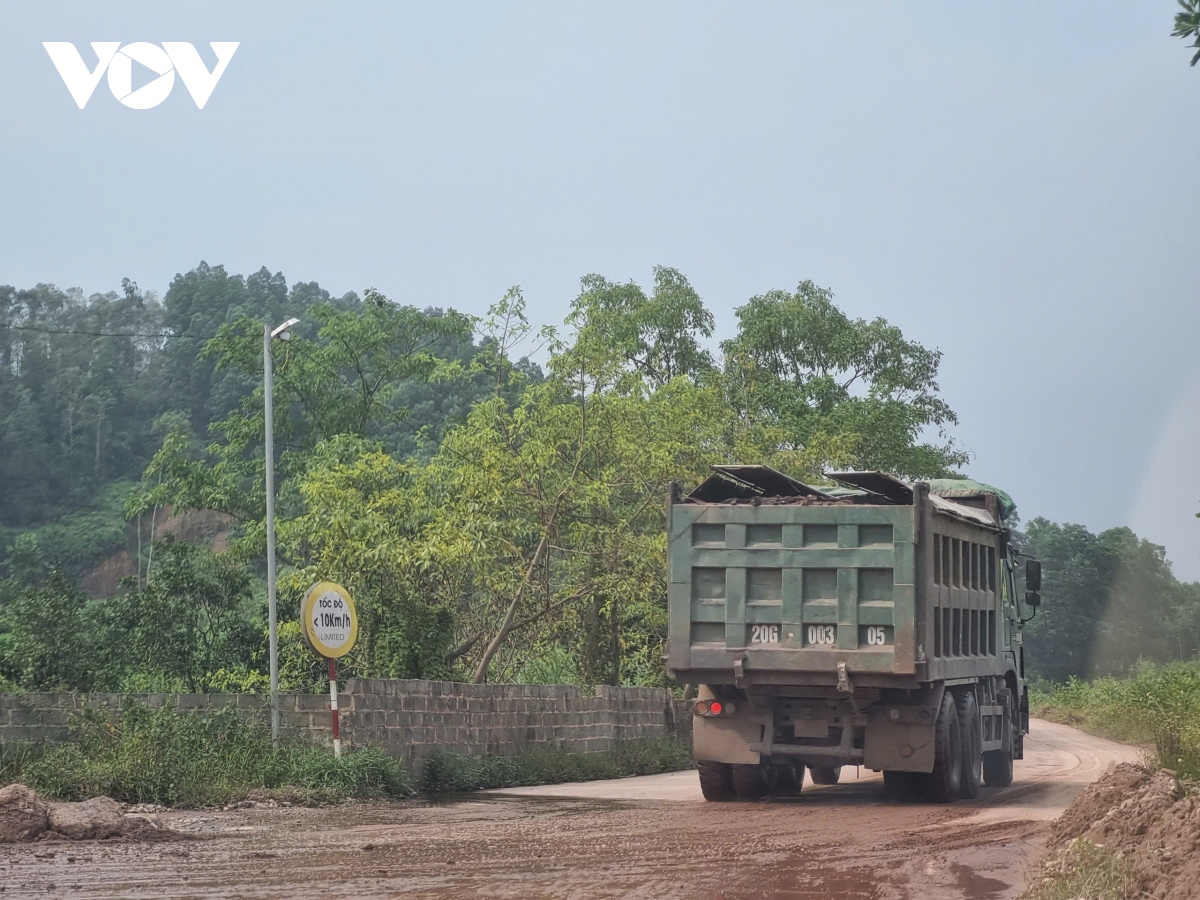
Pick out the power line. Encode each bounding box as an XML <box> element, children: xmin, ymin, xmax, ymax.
<box><xmin>0</xmin><ymin>323</ymin><xmax>172</xmax><ymax>338</ymax></box>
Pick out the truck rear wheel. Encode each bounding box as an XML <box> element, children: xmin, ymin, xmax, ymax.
<box><xmin>921</xmin><ymin>691</ymin><xmax>962</xmax><ymax>802</ymax></box>
<box><xmin>697</xmin><ymin>761</ymin><xmax>735</xmax><ymax>801</ymax></box>
<box><xmin>955</xmin><ymin>691</ymin><xmax>982</xmax><ymax>800</ymax></box>
<box><xmin>809</xmin><ymin>766</ymin><xmax>842</xmax><ymax>785</ymax></box>
<box><xmin>732</xmin><ymin>764</ymin><xmax>768</xmax><ymax>801</ymax></box>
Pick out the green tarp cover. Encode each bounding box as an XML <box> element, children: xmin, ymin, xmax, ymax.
<box><xmin>928</xmin><ymin>477</ymin><xmax>1016</xmax><ymax>520</ymax></box>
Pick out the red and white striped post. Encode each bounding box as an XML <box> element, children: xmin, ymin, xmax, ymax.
<box><xmin>328</xmin><ymin>656</ymin><xmax>341</xmax><ymax>758</ymax></box>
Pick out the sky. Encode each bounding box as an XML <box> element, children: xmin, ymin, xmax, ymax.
<box><xmin>2</xmin><ymin>2</ymin><xmax>1199</xmax><ymax>577</ymax></box>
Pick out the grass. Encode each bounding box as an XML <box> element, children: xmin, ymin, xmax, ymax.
<box><xmin>0</xmin><ymin>701</ymin><xmax>412</xmax><ymax>807</ymax></box>
<box><xmin>421</xmin><ymin>736</ymin><xmax>694</xmax><ymax>793</ymax></box>
<box><xmin>1030</xmin><ymin>662</ymin><xmax>1200</xmax><ymax>778</ymax></box>
<box><xmin>1021</xmin><ymin>840</ymin><xmax>1137</xmax><ymax>900</ymax></box>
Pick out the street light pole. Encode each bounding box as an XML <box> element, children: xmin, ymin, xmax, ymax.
<box><xmin>265</xmin><ymin>318</ymin><xmax>299</xmax><ymax>749</ymax></box>
<box><xmin>264</xmin><ymin>324</ymin><xmax>279</xmax><ymax>746</ymax></box>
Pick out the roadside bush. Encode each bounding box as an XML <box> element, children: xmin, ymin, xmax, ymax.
<box><xmin>422</xmin><ymin>736</ymin><xmax>693</xmax><ymax>793</ymax></box>
<box><xmin>1031</xmin><ymin>662</ymin><xmax>1200</xmax><ymax>778</ymax></box>
<box><xmin>1021</xmin><ymin>839</ymin><xmax>1136</xmax><ymax>900</ymax></box>
<box><xmin>7</xmin><ymin>701</ymin><xmax>411</xmax><ymax>806</ymax></box>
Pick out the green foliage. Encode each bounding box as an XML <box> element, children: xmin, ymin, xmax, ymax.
<box><xmin>5</xmin><ymin>262</ymin><xmax>975</xmax><ymax>691</ymax></box>
<box><xmin>98</xmin><ymin>537</ymin><xmax>262</xmax><ymax>692</ymax></box>
<box><xmin>1032</xmin><ymin>663</ymin><xmax>1200</xmax><ymax>778</ymax></box>
<box><xmin>1022</xmin><ymin>519</ymin><xmax>1200</xmax><ymax>682</ymax></box>
<box><xmin>0</xmin><ymin>481</ymin><xmax>134</xmax><ymax>579</ymax></box>
<box><xmin>565</xmin><ymin>266</ymin><xmax>715</xmax><ymax>388</ymax></box>
<box><xmin>0</xmin><ymin>570</ymin><xmax>97</xmax><ymax>690</ymax></box>
<box><xmin>278</xmin><ymin>435</ymin><xmax>458</xmax><ymax>681</ymax></box>
<box><xmin>205</xmin><ymin>291</ymin><xmax>472</xmax><ymax>452</ymax></box>
<box><xmin>421</xmin><ymin>737</ymin><xmax>693</xmax><ymax>793</ymax></box>
<box><xmin>514</xmin><ymin>646</ymin><xmax>581</xmax><ymax>685</ymax></box>
<box><xmin>1022</xmin><ymin>839</ymin><xmax>1137</xmax><ymax>900</ymax></box>
<box><xmin>6</xmin><ymin>702</ymin><xmax>411</xmax><ymax>806</ymax></box>
<box><xmin>720</xmin><ymin>280</ymin><xmax>966</xmax><ymax>478</ymax></box>
<box><xmin>0</xmin><ymin>280</ymin><xmax>168</xmax><ymax>533</ymax></box>
<box><xmin>1173</xmin><ymin>0</ymin><xmax>1200</xmax><ymax>67</ymax></box>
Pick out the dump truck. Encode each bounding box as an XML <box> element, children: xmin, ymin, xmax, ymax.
<box><xmin>666</xmin><ymin>466</ymin><xmax>1042</xmax><ymax>802</ymax></box>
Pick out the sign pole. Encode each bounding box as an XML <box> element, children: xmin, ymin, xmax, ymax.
<box><xmin>300</xmin><ymin>580</ymin><xmax>357</xmax><ymax>759</ymax></box>
<box><xmin>328</xmin><ymin>656</ymin><xmax>341</xmax><ymax>758</ymax></box>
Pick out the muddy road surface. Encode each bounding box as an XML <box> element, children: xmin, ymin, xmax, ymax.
<box><xmin>0</xmin><ymin>719</ymin><xmax>1138</xmax><ymax>900</ymax></box>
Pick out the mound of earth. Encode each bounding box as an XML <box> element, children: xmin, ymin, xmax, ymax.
<box><xmin>0</xmin><ymin>784</ymin><xmax>49</xmax><ymax>842</ymax></box>
<box><xmin>47</xmin><ymin>796</ymin><xmax>126</xmax><ymax>840</ymax></box>
<box><xmin>0</xmin><ymin>784</ymin><xmax>163</xmax><ymax>843</ymax></box>
<box><xmin>1036</xmin><ymin>763</ymin><xmax>1200</xmax><ymax>900</ymax></box>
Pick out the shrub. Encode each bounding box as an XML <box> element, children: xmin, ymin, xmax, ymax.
<box><xmin>8</xmin><ymin>701</ymin><xmax>411</xmax><ymax>806</ymax></box>
<box><xmin>1032</xmin><ymin>662</ymin><xmax>1200</xmax><ymax>778</ymax></box>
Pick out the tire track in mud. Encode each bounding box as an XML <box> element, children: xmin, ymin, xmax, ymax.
<box><xmin>0</xmin><ymin>719</ymin><xmax>1142</xmax><ymax>900</ymax></box>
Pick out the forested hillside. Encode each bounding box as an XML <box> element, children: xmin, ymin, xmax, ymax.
<box><xmin>1</xmin><ymin>262</ymin><xmax>1196</xmax><ymax>692</ymax></box>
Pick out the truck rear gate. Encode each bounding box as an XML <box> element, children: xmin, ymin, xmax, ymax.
<box><xmin>668</xmin><ymin>501</ymin><xmax>918</xmax><ymax>679</ymax></box>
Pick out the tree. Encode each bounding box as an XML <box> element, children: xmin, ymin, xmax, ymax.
<box><xmin>1023</xmin><ymin>518</ymin><xmax>1200</xmax><ymax>681</ymax></box>
<box><xmin>0</xmin><ymin>280</ymin><xmax>169</xmax><ymax>530</ymax></box>
<box><xmin>416</xmin><ymin>287</ymin><xmax>730</xmax><ymax>684</ymax></box>
<box><xmin>100</xmin><ymin>537</ymin><xmax>261</xmax><ymax>692</ymax></box>
<box><xmin>129</xmin><ymin>291</ymin><xmax>472</xmax><ymax>557</ymax></box>
<box><xmin>1</xmin><ymin>570</ymin><xmax>97</xmax><ymax>690</ymax></box>
<box><xmin>277</xmin><ymin>435</ymin><xmax>456</xmax><ymax>680</ymax></box>
<box><xmin>720</xmin><ymin>280</ymin><xmax>966</xmax><ymax>478</ymax></box>
<box><xmin>1173</xmin><ymin>0</ymin><xmax>1200</xmax><ymax>66</ymax></box>
<box><xmin>565</xmin><ymin>266</ymin><xmax>715</xmax><ymax>388</ymax></box>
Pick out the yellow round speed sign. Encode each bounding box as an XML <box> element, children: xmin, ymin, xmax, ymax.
<box><xmin>300</xmin><ymin>581</ymin><xmax>358</xmax><ymax>659</ymax></box>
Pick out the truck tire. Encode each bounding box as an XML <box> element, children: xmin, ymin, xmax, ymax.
<box><xmin>809</xmin><ymin>766</ymin><xmax>842</xmax><ymax>785</ymax></box>
<box><xmin>732</xmin><ymin>764</ymin><xmax>768</xmax><ymax>801</ymax></box>
<box><xmin>921</xmin><ymin>691</ymin><xmax>963</xmax><ymax>803</ymax></box>
<box><xmin>697</xmin><ymin>761</ymin><xmax>735</xmax><ymax>801</ymax></box>
<box><xmin>955</xmin><ymin>691</ymin><xmax>982</xmax><ymax>800</ymax></box>
<box><xmin>883</xmin><ymin>770</ymin><xmax>921</xmax><ymax>802</ymax></box>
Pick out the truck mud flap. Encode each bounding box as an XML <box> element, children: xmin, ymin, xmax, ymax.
<box><xmin>861</xmin><ymin>685</ymin><xmax>943</xmax><ymax>773</ymax></box>
<box><xmin>693</xmin><ymin>709</ymin><xmax>765</xmax><ymax>765</ymax></box>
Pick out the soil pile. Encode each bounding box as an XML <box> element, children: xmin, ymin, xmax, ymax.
<box><xmin>1035</xmin><ymin>763</ymin><xmax>1200</xmax><ymax>900</ymax></box>
<box><xmin>0</xmin><ymin>784</ymin><xmax>49</xmax><ymax>842</ymax></box>
<box><xmin>47</xmin><ymin>797</ymin><xmax>126</xmax><ymax>840</ymax></box>
<box><xmin>0</xmin><ymin>784</ymin><xmax>147</xmax><ymax>843</ymax></box>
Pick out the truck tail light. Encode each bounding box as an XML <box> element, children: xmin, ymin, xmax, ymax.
<box><xmin>693</xmin><ymin>699</ymin><xmax>736</xmax><ymax>717</ymax></box>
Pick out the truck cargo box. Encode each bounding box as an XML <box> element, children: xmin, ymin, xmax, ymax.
<box><xmin>667</xmin><ymin>465</ymin><xmax>1010</xmax><ymax>689</ymax></box>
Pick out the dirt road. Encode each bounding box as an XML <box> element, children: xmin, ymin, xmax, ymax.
<box><xmin>0</xmin><ymin>719</ymin><xmax>1139</xmax><ymax>900</ymax></box>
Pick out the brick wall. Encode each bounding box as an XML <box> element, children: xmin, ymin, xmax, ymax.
<box><xmin>0</xmin><ymin>681</ymin><xmax>692</xmax><ymax>774</ymax></box>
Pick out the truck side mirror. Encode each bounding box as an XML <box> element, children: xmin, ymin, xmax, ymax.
<box><xmin>1025</xmin><ymin>591</ymin><xmax>1041</xmax><ymax>608</ymax></box>
<box><xmin>1025</xmin><ymin>559</ymin><xmax>1042</xmax><ymax>592</ymax></box>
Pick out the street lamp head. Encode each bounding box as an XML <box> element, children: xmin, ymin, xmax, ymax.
<box><xmin>271</xmin><ymin>317</ymin><xmax>300</xmax><ymax>341</ymax></box>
